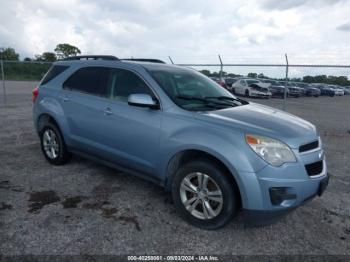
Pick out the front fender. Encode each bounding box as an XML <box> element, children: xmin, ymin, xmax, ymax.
<box><xmin>159</xmin><ymin>123</ymin><xmax>267</xmax><ymax>206</ymax></box>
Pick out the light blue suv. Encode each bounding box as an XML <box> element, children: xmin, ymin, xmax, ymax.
<box><xmin>32</xmin><ymin>56</ymin><xmax>329</xmax><ymax>229</ymax></box>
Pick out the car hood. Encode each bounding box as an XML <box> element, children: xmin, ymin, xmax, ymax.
<box><xmin>197</xmin><ymin>103</ymin><xmax>317</xmax><ymax>148</ymax></box>
<box><xmin>249</xmin><ymin>84</ymin><xmax>270</xmax><ymax>92</ymax></box>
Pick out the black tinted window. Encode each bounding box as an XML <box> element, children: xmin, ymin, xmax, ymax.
<box><xmin>63</xmin><ymin>67</ymin><xmax>110</xmax><ymax>97</ymax></box>
<box><xmin>108</xmin><ymin>69</ymin><xmax>153</xmax><ymax>101</ymax></box>
<box><xmin>41</xmin><ymin>65</ymin><xmax>69</xmax><ymax>85</ymax></box>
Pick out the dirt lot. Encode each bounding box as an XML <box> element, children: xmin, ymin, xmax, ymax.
<box><xmin>0</xmin><ymin>81</ymin><xmax>350</xmax><ymax>256</ymax></box>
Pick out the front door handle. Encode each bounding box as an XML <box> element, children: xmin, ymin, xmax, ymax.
<box><xmin>103</xmin><ymin>107</ymin><xmax>113</xmax><ymax>116</ymax></box>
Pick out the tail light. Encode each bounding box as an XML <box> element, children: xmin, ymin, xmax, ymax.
<box><xmin>32</xmin><ymin>87</ymin><xmax>39</xmax><ymax>103</ymax></box>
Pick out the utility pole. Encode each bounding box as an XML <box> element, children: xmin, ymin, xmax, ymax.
<box><xmin>283</xmin><ymin>54</ymin><xmax>289</xmax><ymax>111</ymax></box>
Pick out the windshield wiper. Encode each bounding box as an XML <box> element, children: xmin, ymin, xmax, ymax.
<box><xmin>204</xmin><ymin>96</ymin><xmax>249</xmax><ymax>105</ymax></box>
<box><xmin>176</xmin><ymin>95</ymin><xmax>234</xmax><ymax>108</ymax></box>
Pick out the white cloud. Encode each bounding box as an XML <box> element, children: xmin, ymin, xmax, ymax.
<box><xmin>0</xmin><ymin>0</ymin><xmax>349</xmax><ymax>68</ymax></box>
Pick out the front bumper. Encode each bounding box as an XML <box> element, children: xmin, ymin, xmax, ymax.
<box><xmin>243</xmin><ymin>174</ymin><xmax>329</xmax><ymax>226</ymax></box>
<box><xmin>250</xmin><ymin>91</ymin><xmax>272</xmax><ymax>98</ymax></box>
<box><xmin>236</xmin><ymin>145</ymin><xmax>329</xmax><ymax>226</ymax></box>
<box><xmin>271</xmin><ymin>90</ymin><xmax>285</xmax><ymax>97</ymax></box>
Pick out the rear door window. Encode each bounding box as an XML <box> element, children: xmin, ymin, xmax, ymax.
<box><xmin>63</xmin><ymin>67</ymin><xmax>111</xmax><ymax>97</ymax></box>
<box><xmin>40</xmin><ymin>65</ymin><xmax>69</xmax><ymax>86</ymax></box>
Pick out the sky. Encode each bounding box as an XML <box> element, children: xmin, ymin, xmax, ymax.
<box><xmin>1</xmin><ymin>0</ymin><xmax>350</xmax><ymax>77</ymax></box>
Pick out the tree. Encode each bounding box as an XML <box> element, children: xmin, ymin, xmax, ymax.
<box><xmin>200</xmin><ymin>69</ymin><xmax>211</xmax><ymax>76</ymax></box>
<box><xmin>35</xmin><ymin>52</ymin><xmax>57</xmax><ymax>62</ymax></box>
<box><xmin>54</xmin><ymin>43</ymin><xmax>81</xmax><ymax>59</ymax></box>
<box><xmin>258</xmin><ymin>73</ymin><xmax>267</xmax><ymax>79</ymax></box>
<box><xmin>302</xmin><ymin>75</ymin><xmax>350</xmax><ymax>86</ymax></box>
<box><xmin>0</xmin><ymin>47</ymin><xmax>19</xmax><ymax>61</ymax></box>
<box><xmin>247</xmin><ymin>72</ymin><xmax>257</xmax><ymax>78</ymax></box>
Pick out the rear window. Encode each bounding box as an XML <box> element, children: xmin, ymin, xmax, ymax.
<box><xmin>40</xmin><ymin>65</ymin><xmax>69</xmax><ymax>86</ymax></box>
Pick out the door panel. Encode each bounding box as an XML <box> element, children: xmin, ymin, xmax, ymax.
<box><xmin>60</xmin><ymin>67</ymin><xmax>112</xmax><ymax>154</ymax></box>
<box><xmin>98</xmin><ymin>101</ymin><xmax>161</xmax><ymax>175</ymax></box>
<box><xmin>60</xmin><ymin>91</ymin><xmax>110</xmax><ymax>152</ymax></box>
<box><xmin>96</xmin><ymin>67</ymin><xmax>162</xmax><ymax>176</ymax></box>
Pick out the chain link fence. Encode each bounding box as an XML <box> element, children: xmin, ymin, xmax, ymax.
<box><xmin>1</xmin><ymin>56</ymin><xmax>350</xmax><ymax>109</ymax></box>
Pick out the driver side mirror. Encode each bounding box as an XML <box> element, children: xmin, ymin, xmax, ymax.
<box><xmin>127</xmin><ymin>94</ymin><xmax>160</xmax><ymax>109</ymax></box>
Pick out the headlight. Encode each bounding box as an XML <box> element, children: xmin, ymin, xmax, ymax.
<box><xmin>246</xmin><ymin>134</ymin><xmax>296</xmax><ymax>166</ymax></box>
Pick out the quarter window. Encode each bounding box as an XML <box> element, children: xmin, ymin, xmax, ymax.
<box><xmin>41</xmin><ymin>65</ymin><xmax>69</xmax><ymax>86</ymax></box>
<box><xmin>63</xmin><ymin>67</ymin><xmax>110</xmax><ymax>97</ymax></box>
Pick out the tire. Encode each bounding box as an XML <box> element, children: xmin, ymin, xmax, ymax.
<box><xmin>39</xmin><ymin>123</ymin><xmax>70</xmax><ymax>165</ymax></box>
<box><xmin>245</xmin><ymin>89</ymin><xmax>249</xmax><ymax>97</ymax></box>
<box><xmin>172</xmin><ymin>160</ymin><xmax>239</xmax><ymax>230</ymax></box>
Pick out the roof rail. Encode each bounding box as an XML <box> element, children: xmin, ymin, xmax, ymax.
<box><xmin>121</xmin><ymin>58</ymin><xmax>166</xmax><ymax>64</ymax></box>
<box><xmin>64</xmin><ymin>55</ymin><xmax>119</xmax><ymax>61</ymax></box>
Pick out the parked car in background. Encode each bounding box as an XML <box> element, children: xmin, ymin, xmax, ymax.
<box><xmin>298</xmin><ymin>83</ymin><xmax>320</xmax><ymax>97</ymax></box>
<box><xmin>224</xmin><ymin>77</ymin><xmax>239</xmax><ymax>89</ymax></box>
<box><xmin>319</xmin><ymin>85</ymin><xmax>336</xmax><ymax>96</ymax></box>
<box><xmin>261</xmin><ymin>79</ymin><xmax>288</xmax><ymax>98</ymax></box>
<box><xmin>210</xmin><ymin>77</ymin><xmax>227</xmax><ymax>90</ymax></box>
<box><xmin>282</xmin><ymin>82</ymin><xmax>302</xmax><ymax>97</ymax></box>
<box><xmin>329</xmin><ymin>85</ymin><xmax>344</xmax><ymax>96</ymax></box>
<box><xmin>232</xmin><ymin>78</ymin><xmax>271</xmax><ymax>98</ymax></box>
<box><xmin>342</xmin><ymin>86</ymin><xmax>350</xmax><ymax>95</ymax></box>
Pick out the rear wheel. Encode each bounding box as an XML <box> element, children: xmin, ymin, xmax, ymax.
<box><xmin>40</xmin><ymin>123</ymin><xmax>70</xmax><ymax>165</ymax></box>
<box><xmin>172</xmin><ymin>160</ymin><xmax>239</xmax><ymax>230</ymax></box>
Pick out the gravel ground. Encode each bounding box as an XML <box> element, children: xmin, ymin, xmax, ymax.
<box><xmin>0</xmin><ymin>81</ymin><xmax>349</xmax><ymax>256</ymax></box>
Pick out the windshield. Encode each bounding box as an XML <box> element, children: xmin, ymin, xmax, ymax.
<box><xmin>148</xmin><ymin>67</ymin><xmax>244</xmax><ymax>111</ymax></box>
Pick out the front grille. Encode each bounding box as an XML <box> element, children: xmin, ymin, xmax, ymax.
<box><xmin>299</xmin><ymin>140</ymin><xmax>319</xmax><ymax>153</ymax></box>
<box><xmin>305</xmin><ymin>161</ymin><xmax>323</xmax><ymax>176</ymax></box>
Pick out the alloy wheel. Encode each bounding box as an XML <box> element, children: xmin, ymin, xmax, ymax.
<box><xmin>179</xmin><ymin>172</ymin><xmax>223</xmax><ymax>220</ymax></box>
<box><xmin>42</xmin><ymin>129</ymin><xmax>59</xmax><ymax>159</ymax></box>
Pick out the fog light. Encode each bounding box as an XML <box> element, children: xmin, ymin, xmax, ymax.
<box><xmin>269</xmin><ymin>187</ymin><xmax>297</xmax><ymax>206</ymax></box>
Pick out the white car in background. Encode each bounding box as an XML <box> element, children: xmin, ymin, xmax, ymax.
<box><xmin>342</xmin><ymin>86</ymin><xmax>350</xmax><ymax>95</ymax></box>
<box><xmin>232</xmin><ymin>78</ymin><xmax>272</xmax><ymax>98</ymax></box>
<box><xmin>329</xmin><ymin>85</ymin><xmax>345</xmax><ymax>96</ymax></box>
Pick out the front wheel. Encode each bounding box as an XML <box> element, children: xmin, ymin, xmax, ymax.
<box><xmin>172</xmin><ymin>160</ymin><xmax>239</xmax><ymax>230</ymax></box>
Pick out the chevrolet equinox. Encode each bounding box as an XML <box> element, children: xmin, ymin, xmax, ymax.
<box><xmin>32</xmin><ymin>55</ymin><xmax>329</xmax><ymax>229</ymax></box>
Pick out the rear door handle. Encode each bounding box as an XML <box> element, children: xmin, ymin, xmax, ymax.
<box><xmin>59</xmin><ymin>95</ymin><xmax>69</xmax><ymax>102</ymax></box>
<box><xmin>103</xmin><ymin>107</ymin><xmax>113</xmax><ymax>116</ymax></box>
